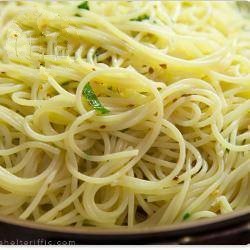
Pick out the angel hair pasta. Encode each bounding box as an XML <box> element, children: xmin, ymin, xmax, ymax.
<box><xmin>0</xmin><ymin>1</ymin><xmax>249</xmax><ymax>228</ymax></box>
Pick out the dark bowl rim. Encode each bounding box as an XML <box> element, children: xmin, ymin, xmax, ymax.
<box><xmin>0</xmin><ymin>208</ymin><xmax>249</xmax><ymax>236</ymax></box>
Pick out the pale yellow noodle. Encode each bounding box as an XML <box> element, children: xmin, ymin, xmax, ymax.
<box><xmin>0</xmin><ymin>1</ymin><xmax>249</xmax><ymax>228</ymax></box>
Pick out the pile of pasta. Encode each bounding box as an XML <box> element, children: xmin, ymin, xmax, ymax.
<box><xmin>0</xmin><ymin>1</ymin><xmax>249</xmax><ymax>227</ymax></box>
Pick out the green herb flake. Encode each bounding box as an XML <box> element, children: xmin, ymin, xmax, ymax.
<box><xmin>83</xmin><ymin>83</ymin><xmax>110</xmax><ymax>115</ymax></box>
<box><xmin>183</xmin><ymin>213</ymin><xmax>191</xmax><ymax>221</ymax></box>
<box><xmin>75</xmin><ymin>13</ymin><xmax>81</xmax><ymax>17</ymax></box>
<box><xmin>78</xmin><ymin>1</ymin><xmax>89</xmax><ymax>10</ymax></box>
<box><xmin>130</xmin><ymin>14</ymin><xmax>150</xmax><ymax>22</ymax></box>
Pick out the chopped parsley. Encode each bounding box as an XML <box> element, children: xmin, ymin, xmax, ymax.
<box><xmin>130</xmin><ymin>14</ymin><xmax>150</xmax><ymax>22</ymax></box>
<box><xmin>183</xmin><ymin>212</ymin><xmax>191</xmax><ymax>221</ymax></box>
<box><xmin>83</xmin><ymin>83</ymin><xmax>110</xmax><ymax>115</ymax></box>
<box><xmin>75</xmin><ymin>13</ymin><xmax>81</xmax><ymax>17</ymax></box>
<box><xmin>78</xmin><ymin>1</ymin><xmax>89</xmax><ymax>10</ymax></box>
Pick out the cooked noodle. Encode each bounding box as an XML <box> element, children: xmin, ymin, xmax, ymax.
<box><xmin>0</xmin><ymin>1</ymin><xmax>249</xmax><ymax>227</ymax></box>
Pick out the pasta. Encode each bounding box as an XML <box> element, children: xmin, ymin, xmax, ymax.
<box><xmin>0</xmin><ymin>0</ymin><xmax>249</xmax><ymax>228</ymax></box>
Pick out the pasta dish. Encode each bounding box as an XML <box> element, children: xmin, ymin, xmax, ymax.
<box><xmin>0</xmin><ymin>1</ymin><xmax>249</xmax><ymax>228</ymax></box>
